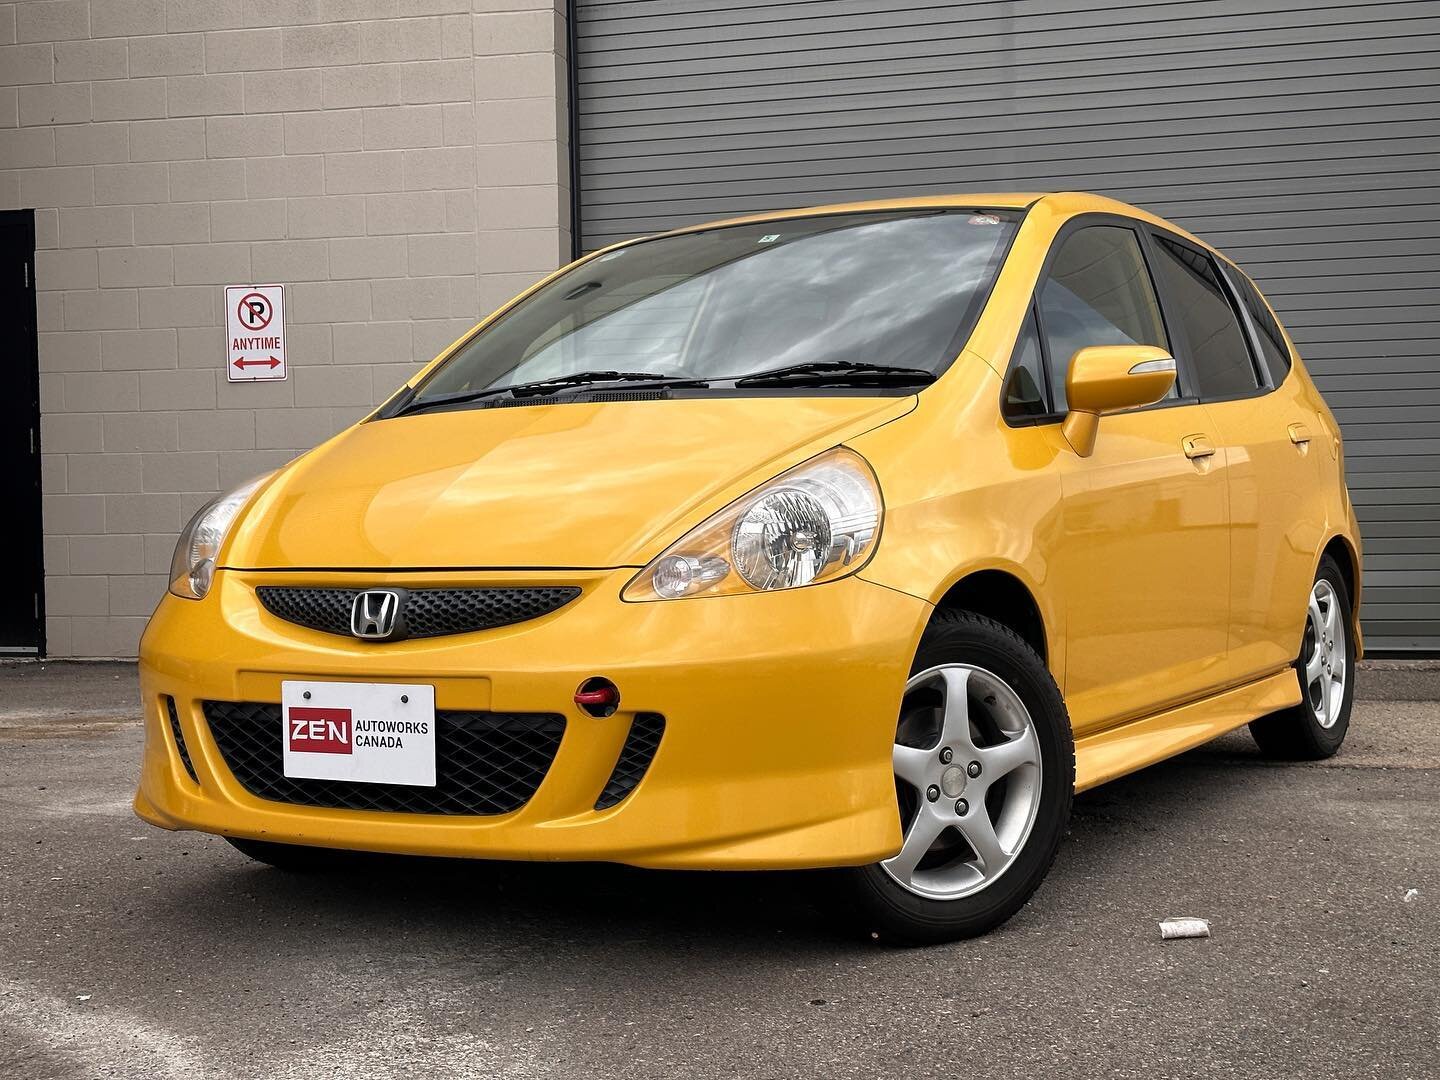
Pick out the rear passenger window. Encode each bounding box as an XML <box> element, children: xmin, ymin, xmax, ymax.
<box><xmin>1003</xmin><ymin>307</ymin><xmax>1048</xmax><ymax>420</ymax></box>
<box><xmin>1038</xmin><ymin>225</ymin><xmax>1170</xmax><ymax>412</ymax></box>
<box><xmin>1230</xmin><ymin>268</ymin><xmax>1293</xmax><ymax>384</ymax></box>
<box><xmin>1150</xmin><ymin>235</ymin><xmax>1259</xmax><ymax>399</ymax></box>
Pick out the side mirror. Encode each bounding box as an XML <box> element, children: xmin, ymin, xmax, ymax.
<box><xmin>1062</xmin><ymin>345</ymin><xmax>1177</xmax><ymax>456</ymax></box>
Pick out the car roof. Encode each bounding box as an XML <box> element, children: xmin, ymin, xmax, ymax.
<box><xmin>648</xmin><ymin>191</ymin><xmax>1214</xmax><ymax>259</ymax></box>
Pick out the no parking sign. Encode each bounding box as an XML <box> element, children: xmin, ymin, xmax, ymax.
<box><xmin>225</xmin><ymin>284</ymin><xmax>287</xmax><ymax>382</ymax></box>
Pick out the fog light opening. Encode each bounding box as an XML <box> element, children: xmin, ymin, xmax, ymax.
<box><xmin>574</xmin><ymin>677</ymin><xmax>620</xmax><ymax>718</ymax></box>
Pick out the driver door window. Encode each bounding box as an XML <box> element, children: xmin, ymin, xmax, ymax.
<box><xmin>1039</xmin><ymin>226</ymin><xmax>1171</xmax><ymax>412</ymax></box>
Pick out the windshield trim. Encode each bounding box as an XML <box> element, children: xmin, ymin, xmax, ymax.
<box><xmin>379</xmin><ymin>204</ymin><xmax>1030</xmax><ymax>419</ymax></box>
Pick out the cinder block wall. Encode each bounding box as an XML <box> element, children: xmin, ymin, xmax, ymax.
<box><xmin>0</xmin><ymin>0</ymin><xmax>570</xmax><ymax>657</ymax></box>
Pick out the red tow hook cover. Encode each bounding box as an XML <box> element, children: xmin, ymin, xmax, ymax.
<box><xmin>574</xmin><ymin>678</ymin><xmax>621</xmax><ymax>717</ymax></box>
<box><xmin>574</xmin><ymin>687</ymin><xmax>617</xmax><ymax>707</ymax></box>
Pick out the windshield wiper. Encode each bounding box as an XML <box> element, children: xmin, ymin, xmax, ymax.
<box><xmin>733</xmin><ymin>360</ymin><xmax>937</xmax><ymax>388</ymax></box>
<box><xmin>393</xmin><ymin>371</ymin><xmax>708</xmax><ymax>417</ymax></box>
<box><xmin>505</xmin><ymin>371</ymin><xmax>709</xmax><ymax>397</ymax></box>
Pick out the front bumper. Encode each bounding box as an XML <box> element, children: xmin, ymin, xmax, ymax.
<box><xmin>135</xmin><ymin>568</ymin><xmax>929</xmax><ymax>870</ymax></box>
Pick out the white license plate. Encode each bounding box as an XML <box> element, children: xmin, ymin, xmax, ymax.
<box><xmin>281</xmin><ymin>680</ymin><xmax>436</xmax><ymax>787</ymax></box>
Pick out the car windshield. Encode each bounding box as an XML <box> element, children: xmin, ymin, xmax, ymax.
<box><xmin>403</xmin><ymin>209</ymin><xmax>1020</xmax><ymax>404</ymax></box>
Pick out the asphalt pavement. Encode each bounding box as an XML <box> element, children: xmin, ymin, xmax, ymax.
<box><xmin>1</xmin><ymin>660</ymin><xmax>1435</xmax><ymax>1079</ymax></box>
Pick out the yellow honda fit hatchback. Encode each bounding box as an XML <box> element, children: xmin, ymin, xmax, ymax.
<box><xmin>137</xmin><ymin>192</ymin><xmax>1360</xmax><ymax>942</ymax></box>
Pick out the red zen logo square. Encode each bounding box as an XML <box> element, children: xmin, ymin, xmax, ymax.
<box><xmin>287</xmin><ymin>707</ymin><xmax>353</xmax><ymax>755</ymax></box>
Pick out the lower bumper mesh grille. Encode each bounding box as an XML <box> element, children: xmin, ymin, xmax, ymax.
<box><xmin>202</xmin><ymin>700</ymin><xmax>565</xmax><ymax>816</ymax></box>
<box><xmin>595</xmin><ymin>713</ymin><xmax>665</xmax><ymax>810</ymax></box>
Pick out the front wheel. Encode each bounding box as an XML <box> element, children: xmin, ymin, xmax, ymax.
<box><xmin>839</xmin><ymin>610</ymin><xmax>1074</xmax><ymax>943</ymax></box>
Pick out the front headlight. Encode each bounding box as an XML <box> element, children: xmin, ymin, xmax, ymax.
<box><xmin>623</xmin><ymin>447</ymin><xmax>882</xmax><ymax>602</ymax></box>
<box><xmin>168</xmin><ymin>475</ymin><xmax>270</xmax><ymax>600</ymax></box>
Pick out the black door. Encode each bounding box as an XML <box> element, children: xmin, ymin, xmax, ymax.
<box><xmin>0</xmin><ymin>211</ymin><xmax>43</xmax><ymax>654</ymax></box>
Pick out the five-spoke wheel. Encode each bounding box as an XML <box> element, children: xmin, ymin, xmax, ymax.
<box><xmin>884</xmin><ymin>665</ymin><xmax>1043</xmax><ymax>900</ymax></box>
<box><xmin>1302</xmin><ymin>579</ymin><xmax>1347</xmax><ymax>729</ymax></box>
<box><xmin>1251</xmin><ymin>555</ymin><xmax>1355</xmax><ymax>760</ymax></box>
<box><xmin>840</xmin><ymin>610</ymin><xmax>1073</xmax><ymax>943</ymax></box>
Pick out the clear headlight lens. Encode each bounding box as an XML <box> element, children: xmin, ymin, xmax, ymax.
<box><xmin>623</xmin><ymin>447</ymin><xmax>882</xmax><ymax>602</ymax></box>
<box><xmin>168</xmin><ymin>474</ymin><xmax>270</xmax><ymax>600</ymax></box>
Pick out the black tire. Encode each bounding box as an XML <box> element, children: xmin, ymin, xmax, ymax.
<box><xmin>838</xmin><ymin>610</ymin><xmax>1074</xmax><ymax>944</ymax></box>
<box><xmin>1249</xmin><ymin>556</ymin><xmax>1355</xmax><ymax>760</ymax></box>
<box><xmin>225</xmin><ymin>836</ymin><xmax>355</xmax><ymax>871</ymax></box>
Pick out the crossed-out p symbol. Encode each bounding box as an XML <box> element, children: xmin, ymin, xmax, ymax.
<box><xmin>238</xmin><ymin>292</ymin><xmax>273</xmax><ymax>330</ymax></box>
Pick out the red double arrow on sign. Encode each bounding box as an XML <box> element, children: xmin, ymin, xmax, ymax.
<box><xmin>233</xmin><ymin>356</ymin><xmax>281</xmax><ymax>370</ymax></box>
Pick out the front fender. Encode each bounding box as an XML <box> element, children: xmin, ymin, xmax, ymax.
<box><xmin>851</xmin><ymin>362</ymin><xmax>1067</xmax><ymax>682</ymax></box>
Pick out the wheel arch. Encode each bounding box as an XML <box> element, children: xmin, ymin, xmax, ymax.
<box><xmin>929</xmin><ymin>568</ymin><xmax>1050</xmax><ymax>666</ymax></box>
<box><xmin>1320</xmin><ymin>533</ymin><xmax>1363</xmax><ymax>655</ymax></box>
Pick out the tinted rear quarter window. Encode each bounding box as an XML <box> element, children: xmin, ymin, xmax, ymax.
<box><xmin>1150</xmin><ymin>235</ymin><xmax>1259</xmax><ymax>399</ymax></box>
<box><xmin>1229</xmin><ymin>268</ymin><xmax>1293</xmax><ymax>385</ymax></box>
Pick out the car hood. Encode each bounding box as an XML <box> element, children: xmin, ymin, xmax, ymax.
<box><xmin>223</xmin><ymin>395</ymin><xmax>916</xmax><ymax>570</ymax></box>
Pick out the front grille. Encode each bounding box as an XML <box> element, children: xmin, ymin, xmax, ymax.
<box><xmin>203</xmin><ymin>701</ymin><xmax>565</xmax><ymax>816</ymax></box>
<box><xmin>595</xmin><ymin>713</ymin><xmax>665</xmax><ymax>810</ymax></box>
<box><xmin>255</xmin><ymin>585</ymin><xmax>580</xmax><ymax>641</ymax></box>
<box><xmin>166</xmin><ymin>696</ymin><xmax>199</xmax><ymax>784</ymax></box>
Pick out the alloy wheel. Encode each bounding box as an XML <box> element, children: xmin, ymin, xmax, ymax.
<box><xmin>883</xmin><ymin>664</ymin><xmax>1043</xmax><ymax>900</ymax></box>
<box><xmin>1303</xmin><ymin>579</ymin><xmax>1347</xmax><ymax>729</ymax></box>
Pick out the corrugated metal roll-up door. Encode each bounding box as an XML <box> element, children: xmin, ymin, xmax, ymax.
<box><xmin>572</xmin><ymin>0</ymin><xmax>1440</xmax><ymax>652</ymax></box>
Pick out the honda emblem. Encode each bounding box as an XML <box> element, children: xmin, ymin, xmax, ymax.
<box><xmin>351</xmin><ymin>590</ymin><xmax>401</xmax><ymax>640</ymax></box>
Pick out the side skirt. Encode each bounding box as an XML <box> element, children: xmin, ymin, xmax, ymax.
<box><xmin>1073</xmin><ymin>668</ymin><xmax>1301</xmax><ymax>792</ymax></box>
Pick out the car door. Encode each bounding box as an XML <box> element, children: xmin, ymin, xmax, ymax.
<box><xmin>1147</xmin><ymin>236</ymin><xmax>1328</xmax><ymax>682</ymax></box>
<box><xmin>1033</xmin><ymin>220</ymin><xmax>1231</xmax><ymax>735</ymax></box>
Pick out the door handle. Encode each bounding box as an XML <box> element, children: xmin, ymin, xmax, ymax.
<box><xmin>1288</xmin><ymin>423</ymin><xmax>1312</xmax><ymax>445</ymax></box>
<box><xmin>1182</xmin><ymin>434</ymin><xmax>1216</xmax><ymax>460</ymax></box>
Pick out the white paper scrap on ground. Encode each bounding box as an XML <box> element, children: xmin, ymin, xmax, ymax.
<box><xmin>1158</xmin><ymin>917</ymin><xmax>1211</xmax><ymax>940</ymax></box>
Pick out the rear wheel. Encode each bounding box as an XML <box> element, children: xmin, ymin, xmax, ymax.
<box><xmin>1249</xmin><ymin>557</ymin><xmax>1355</xmax><ymax>759</ymax></box>
<box><xmin>840</xmin><ymin>610</ymin><xmax>1074</xmax><ymax>943</ymax></box>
